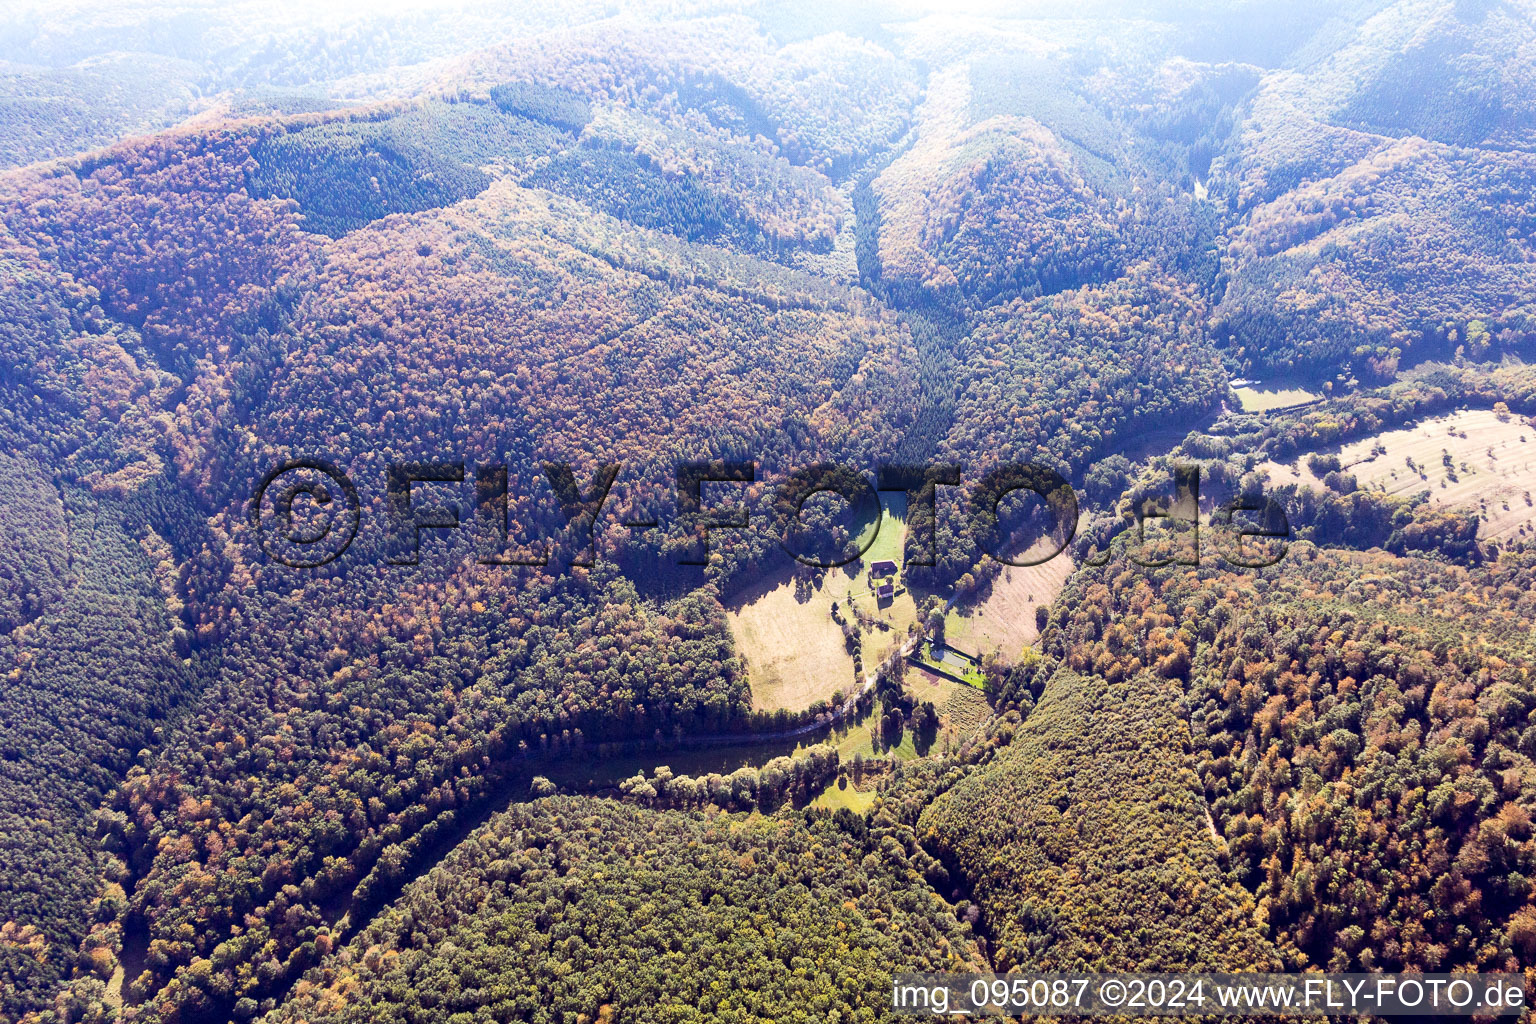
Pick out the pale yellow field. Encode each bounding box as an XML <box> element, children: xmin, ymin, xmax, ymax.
<box><xmin>1266</xmin><ymin>409</ymin><xmax>1536</xmax><ymax>542</ymax></box>
<box><xmin>1235</xmin><ymin>385</ymin><xmax>1320</xmax><ymax>413</ymax></box>
<box><xmin>729</xmin><ymin>491</ymin><xmax>924</xmax><ymax>711</ymax></box>
<box><xmin>726</xmin><ymin>572</ymin><xmax>858</xmax><ymax>712</ymax></box>
<box><xmin>944</xmin><ymin>553</ymin><xmax>1075</xmax><ymax>660</ymax></box>
<box><xmin>813</xmin><ymin>778</ymin><xmax>880</xmax><ymax>813</ymax></box>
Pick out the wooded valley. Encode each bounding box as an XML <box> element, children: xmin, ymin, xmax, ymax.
<box><xmin>1</xmin><ymin>1</ymin><xmax>1535</xmax><ymax>1021</ymax></box>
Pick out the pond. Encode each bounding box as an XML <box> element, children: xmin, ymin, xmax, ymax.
<box><xmin>927</xmin><ymin>641</ymin><xmax>978</xmax><ymax>670</ymax></box>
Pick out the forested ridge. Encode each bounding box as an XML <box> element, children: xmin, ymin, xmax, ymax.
<box><xmin>264</xmin><ymin>797</ymin><xmax>985</xmax><ymax>1024</ymax></box>
<box><xmin>0</xmin><ymin>480</ymin><xmax>195</xmax><ymax>1022</ymax></box>
<box><xmin>1</xmin><ymin>1</ymin><xmax>1535</xmax><ymax>1022</ymax></box>
<box><xmin>0</xmin><ymin>30</ymin><xmax>930</xmax><ymax>1018</ymax></box>
<box><xmin>920</xmin><ymin>664</ymin><xmax>1283</xmax><ymax>973</ymax></box>
<box><xmin>1017</xmin><ymin>548</ymin><xmax>1536</xmax><ymax>975</ymax></box>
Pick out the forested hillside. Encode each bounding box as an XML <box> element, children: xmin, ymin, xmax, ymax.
<box><xmin>1</xmin><ymin>1</ymin><xmax>1535</xmax><ymax>1022</ymax></box>
<box><xmin>1017</xmin><ymin>548</ymin><xmax>1536</xmax><ymax>975</ymax></box>
<box><xmin>1213</xmin><ymin>0</ymin><xmax>1536</xmax><ymax>379</ymax></box>
<box><xmin>266</xmin><ymin>797</ymin><xmax>985</xmax><ymax>1024</ymax></box>
<box><xmin>920</xmin><ymin>665</ymin><xmax>1283</xmax><ymax>973</ymax></box>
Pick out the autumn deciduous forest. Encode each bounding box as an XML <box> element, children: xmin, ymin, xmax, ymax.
<box><xmin>1</xmin><ymin>1</ymin><xmax>1536</xmax><ymax>1022</ymax></box>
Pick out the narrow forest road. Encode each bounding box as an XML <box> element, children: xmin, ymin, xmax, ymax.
<box><xmin>847</xmin><ymin>632</ymin><xmax>923</xmax><ymax>709</ymax></box>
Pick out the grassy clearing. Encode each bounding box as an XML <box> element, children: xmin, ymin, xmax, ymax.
<box><xmin>1235</xmin><ymin>385</ymin><xmax>1320</xmax><ymax>412</ymax></box>
<box><xmin>726</xmin><ymin>570</ymin><xmax>858</xmax><ymax>712</ymax></box>
<box><xmin>905</xmin><ymin>666</ymin><xmax>993</xmax><ymax>744</ymax></box>
<box><xmin>855</xmin><ymin>490</ymin><xmax>907</xmax><ymax>566</ymax></box>
<box><xmin>732</xmin><ymin>491</ymin><xmax>927</xmax><ymax>713</ymax></box>
<box><xmin>1266</xmin><ymin>408</ymin><xmax>1536</xmax><ymax>542</ymax></box>
<box><xmin>943</xmin><ymin>554</ymin><xmax>1074</xmax><ymax>660</ymax></box>
<box><xmin>832</xmin><ymin>717</ymin><xmax>920</xmax><ymax>762</ymax></box>
<box><xmin>813</xmin><ymin>777</ymin><xmax>880</xmax><ymax>813</ymax></box>
<box><xmin>840</xmin><ymin>581</ymin><xmax>916</xmax><ymax>673</ymax></box>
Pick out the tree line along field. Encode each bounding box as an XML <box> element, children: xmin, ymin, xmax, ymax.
<box><xmin>1265</xmin><ymin>407</ymin><xmax>1536</xmax><ymax>544</ymax></box>
<box><xmin>505</xmin><ymin>661</ymin><xmax>989</xmax><ymax>812</ymax></box>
